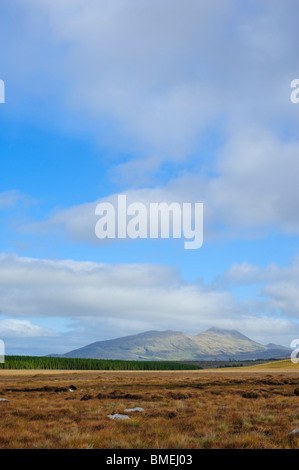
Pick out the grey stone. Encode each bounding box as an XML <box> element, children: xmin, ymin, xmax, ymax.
<box><xmin>107</xmin><ymin>414</ymin><xmax>130</xmax><ymax>420</ymax></box>
<box><xmin>124</xmin><ymin>407</ymin><xmax>144</xmax><ymax>413</ymax></box>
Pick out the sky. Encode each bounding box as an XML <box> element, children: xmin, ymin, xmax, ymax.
<box><xmin>0</xmin><ymin>0</ymin><xmax>299</xmax><ymax>355</ymax></box>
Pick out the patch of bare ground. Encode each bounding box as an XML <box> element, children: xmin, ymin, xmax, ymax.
<box><xmin>0</xmin><ymin>368</ymin><xmax>298</xmax><ymax>449</ymax></box>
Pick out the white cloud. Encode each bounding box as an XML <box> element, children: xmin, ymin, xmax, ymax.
<box><xmin>1</xmin><ymin>1</ymin><xmax>298</xmax><ymax>243</ymax></box>
<box><xmin>220</xmin><ymin>255</ymin><xmax>299</xmax><ymax>285</ymax></box>
<box><xmin>0</xmin><ymin>319</ymin><xmax>57</xmax><ymax>338</ymax></box>
<box><xmin>0</xmin><ymin>254</ymin><xmax>237</xmax><ymax>327</ymax></box>
<box><xmin>2</xmin><ymin>0</ymin><xmax>298</xmax><ymax>162</ymax></box>
<box><xmin>32</xmin><ymin>127</ymin><xmax>299</xmax><ymax>244</ymax></box>
<box><xmin>207</xmin><ymin>128</ymin><xmax>299</xmax><ymax>234</ymax></box>
<box><xmin>219</xmin><ymin>256</ymin><xmax>299</xmax><ymax>321</ymax></box>
<box><xmin>0</xmin><ymin>253</ymin><xmax>298</xmax><ymax>349</ymax></box>
<box><xmin>0</xmin><ymin>191</ymin><xmax>28</xmax><ymax>209</ymax></box>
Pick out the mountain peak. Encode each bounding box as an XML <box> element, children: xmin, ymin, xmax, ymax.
<box><xmin>206</xmin><ymin>327</ymin><xmax>246</xmax><ymax>338</ymax></box>
<box><xmin>56</xmin><ymin>327</ymin><xmax>290</xmax><ymax>361</ymax></box>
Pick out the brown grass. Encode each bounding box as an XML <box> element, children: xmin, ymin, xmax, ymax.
<box><xmin>0</xmin><ymin>367</ymin><xmax>299</xmax><ymax>449</ymax></box>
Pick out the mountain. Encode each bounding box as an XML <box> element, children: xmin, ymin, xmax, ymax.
<box><xmin>55</xmin><ymin>328</ymin><xmax>291</xmax><ymax>361</ymax></box>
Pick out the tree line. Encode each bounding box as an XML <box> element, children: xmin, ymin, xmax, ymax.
<box><xmin>0</xmin><ymin>355</ymin><xmax>202</xmax><ymax>371</ymax></box>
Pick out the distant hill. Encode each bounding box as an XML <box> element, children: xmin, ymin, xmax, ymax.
<box><xmin>245</xmin><ymin>359</ymin><xmax>299</xmax><ymax>370</ymax></box>
<box><xmin>53</xmin><ymin>328</ymin><xmax>291</xmax><ymax>361</ymax></box>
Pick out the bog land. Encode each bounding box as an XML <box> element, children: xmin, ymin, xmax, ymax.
<box><xmin>0</xmin><ymin>360</ymin><xmax>298</xmax><ymax>449</ymax></box>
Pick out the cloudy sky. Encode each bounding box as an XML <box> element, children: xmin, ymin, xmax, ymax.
<box><xmin>0</xmin><ymin>0</ymin><xmax>298</xmax><ymax>355</ymax></box>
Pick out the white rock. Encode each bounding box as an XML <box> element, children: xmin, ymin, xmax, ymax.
<box><xmin>289</xmin><ymin>429</ymin><xmax>299</xmax><ymax>435</ymax></box>
<box><xmin>124</xmin><ymin>407</ymin><xmax>144</xmax><ymax>413</ymax></box>
<box><xmin>0</xmin><ymin>398</ymin><xmax>9</xmax><ymax>402</ymax></box>
<box><xmin>107</xmin><ymin>414</ymin><xmax>130</xmax><ymax>420</ymax></box>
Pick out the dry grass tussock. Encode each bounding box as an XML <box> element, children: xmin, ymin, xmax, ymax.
<box><xmin>0</xmin><ymin>368</ymin><xmax>299</xmax><ymax>449</ymax></box>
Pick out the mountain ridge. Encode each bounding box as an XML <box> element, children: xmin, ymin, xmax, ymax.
<box><xmin>53</xmin><ymin>328</ymin><xmax>291</xmax><ymax>361</ymax></box>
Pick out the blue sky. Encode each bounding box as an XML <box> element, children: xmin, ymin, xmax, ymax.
<box><xmin>0</xmin><ymin>0</ymin><xmax>299</xmax><ymax>355</ymax></box>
